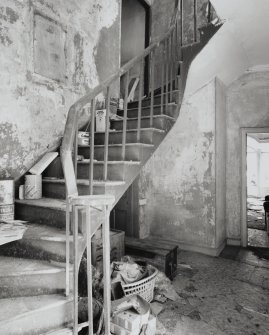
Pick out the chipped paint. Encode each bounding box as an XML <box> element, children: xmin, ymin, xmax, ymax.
<box><xmin>137</xmin><ymin>80</ymin><xmax>220</xmax><ymax>251</ymax></box>
<box><xmin>0</xmin><ymin>0</ymin><xmax>120</xmax><ymax>179</ymax></box>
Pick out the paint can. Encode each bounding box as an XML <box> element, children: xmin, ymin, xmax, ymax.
<box><xmin>0</xmin><ymin>204</ymin><xmax>15</xmax><ymax>221</ymax></box>
<box><xmin>96</xmin><ymin>109</ymin><xmax>109</xmax><ymax>133</ymax></box>
<box><xmin>78</xmin><ymin>131</ymin><xmax>89</xmax><ymax>146</ymax></box>
<box><xmin>19</xmin><ymin>185</ymin><xmax>25</xmax><ymax>200</ymax></box>
<box><xmin>24</xmin><ymin>174</ymin><xmax>42</xmax><ymax>200</ymax></box>
<box><xmin>0</xmin><ymin>179</ymin><xmax>14</xmax><ymax>221</ymax></box>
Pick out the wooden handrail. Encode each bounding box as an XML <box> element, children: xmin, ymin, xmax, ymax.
<box><xmin>60</xmin><ymin>7</ymin><xmax>180</xmax><ymax>197</ymax></box>
<box><xmin>60</xmin><ymin>2</ymin><xmax>215</xmax><ymax>334</ymax></box>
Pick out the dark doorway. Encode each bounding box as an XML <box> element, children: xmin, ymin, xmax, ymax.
<box><xmin>121</xmin><ymin>0</ymin><xmax>150</xmax><ymax>97</ymax></box>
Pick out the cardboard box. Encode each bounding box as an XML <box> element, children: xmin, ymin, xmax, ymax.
<box><xmin>112</xmin><ymin>310</ymin><xmax>141</xmax><ymax>334</ymax></box>
<box><xmin>111</xmin><ymin>313</ymin><xmax>156</xmax><ymax>335</ymax></box>
<box><xmin>111</xmin><ymin>322</ymin><xmax>132</xmax><ymax>335</ymax></box>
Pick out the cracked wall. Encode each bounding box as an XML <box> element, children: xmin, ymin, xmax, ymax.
<box><xmin>0</xmin><ymin>0</ymin><xmax>120</xmax><ymax>180</ymax></box>
<box><xmin>138</xmin><ymin>78</ymin><xmax>226</xmax><ymax>255</ymax></box>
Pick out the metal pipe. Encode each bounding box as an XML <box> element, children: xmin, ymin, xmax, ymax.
<box><xmin>89</xmin><ymin>100</ymin><xmax>95</xmax><ymax>195</ymax></box>
<box><xmin>73</xmin><ymin>205</ymin><xmax>79</xmax><ymax>335</ymax></box>
<box><xmin>103</xmin><ymin>86</ymin><xmax>111</xmax><ymax>180</ymax></box>
<box><xmin>150</xmin><ymin>51</ymin><xmax>155</xmax><ymax>128</ymax></box>
<box><xmin>65</xmin><ymin>198</ymin><xmax>70</xmax><ymax>297</ymax></box>
<box><xmin>180</xmin><ymin>0</ymin><xmax>183</xmax><ymax>46</ymax></box>
<box><xmin>137</xmin><ymin>59</ymin><xmax>144</xmax><ymax>141</ymax></box>
<box><xmin>160</xmin><ymin>43</ymin><xmax>165</xmax><ymax>115</ymax></box>
<box><xmin>86</xmin><ymin>206</ymin><xmax>94</xmax><ymax>335</ymax></box>
<box><xmin>73</xmin><ymin>119</ymin><xmax>78</xmax><ymax>180</ymax></box>
<box><xmin>170</xmin><ymin>34</ymin><xmax>174</xmax><ymax>101</ymax></box>
<box><xmin>102</xmin><ymin>204</ymin><xmax>111</xmax><ymax>335</ymax></box>
<box><xmin>165</xmin><ymin>38</ymin><xmax>169</xmax><ymax>109</ymax></box>
<box><xmin>121</xmin><ymin>71</ymin><xmax>129</xmax><ymax>160</ymax></box>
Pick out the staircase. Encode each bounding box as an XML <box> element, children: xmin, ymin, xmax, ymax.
<box><xmin>0</xmin><ymin>2</ymin><xmax>218</xmax><ymax>334</ymax></box>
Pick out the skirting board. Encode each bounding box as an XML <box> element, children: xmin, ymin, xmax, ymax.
<box><xmin>151</xmin><ymin>236</ymin><xmax>227</xmax><ymax>257</ymax></box>
<box><xmin>227</xmin><ymin>238</ymin><xmax>241</xmax><ymax>246</ymax></box>
<box><xmin>177</xmin><ymin>240</ymin><xmax>226</xmax><ymax>257</ymax></box>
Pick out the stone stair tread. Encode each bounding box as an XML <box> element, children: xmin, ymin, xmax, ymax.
<box><xmin>128</xmin><ymin>90</ymin><xmax>180</xmax><ymax>104</ymax></box>
<box><xmin>112</xmin><ymin>114</ymin><xmax>175</xmax><ymax>122</ymax></box>
<box><xmin>22</xmin><ymin>223</ymin><xmax>83</xmax><ymax>242</ymax></box>
<box><xmin>127</xmin><ymin>102</ymin><xmax>177</xmax><ymax>111</ymax></box>
<box><xmin>16</xmin><ymin>198</ymin><xmax>66</xmax><ymax>211</ymax></box>
<box><xmin>81</xmin><ymin>143</ymin><xmax>155</xmax><ymax>148</ymax></box>
<box><xmin>43</xmin><ymin>328</ymin><xmax>72</xmax><ymax>335</ymax></box>
<box><xmin>78</xmin><ymin>160</ymin><xmax>141</xmax><ymax>165</ymax></box>
<box><xmin>0</xmin><ymin>294</ymin><xmax>71</xmax><ymax>324</ymax></box>
<box><xmin>43</xmin><ymin>178</ymin><xmax>126</xmax><ymax>187</ymax></box>
<box><xmin>96</xmin><ymin>127</ymin><xmax>166</xmax><ymax>134</ymax></box>
<box><xmin>0</xmin><ymin>256</ymin><xmax>66</xmax><ymax>277</ymax></box>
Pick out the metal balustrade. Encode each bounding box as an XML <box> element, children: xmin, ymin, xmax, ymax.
<box><xmin>60</xmin><ymin>1</ymin><xmax>213</xmax><ymax>334</ymax></box>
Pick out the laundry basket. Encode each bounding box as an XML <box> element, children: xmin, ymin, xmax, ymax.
<box><xmin>121</xmin><ymin>265</ymin><xmax>158</xmax><ymax>302</ymax></box>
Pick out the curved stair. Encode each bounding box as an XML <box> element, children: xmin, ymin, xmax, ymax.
<box><xmin>0</xmin><ymin>89</ymin><xmax>180</xmax><ymax>335</ymax></box>
<box><xmin>0</xmin><ymin>12</ymin><xmax>219</xmax><ymax>335</ymax></box>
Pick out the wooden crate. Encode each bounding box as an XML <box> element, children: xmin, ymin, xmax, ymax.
<box><xmin>125</xmin><ymin>237</ymin><xmax>178</xmax><ymax>280</ymax></box>
<box><xmin>92</xmin><ymin>229</ymin><xmax>125</xmax><ymax>267</ymax></box>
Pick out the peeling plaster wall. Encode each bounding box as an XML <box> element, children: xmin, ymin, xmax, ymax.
<box><xmin>138</xmin><ymin>79</ymin><xmax>226</xmax><ymax>254</ymax></box>
<box><xmin>215</xmin><ymin>78</ymin><xmax>226</xmax><ymax>248</ymax></box>
<box><xmin>226</xmin><ymin>71</ymin><xmax>269</xmax><ymax>243</ymax></box>
<box><xmin>0</xmin><ymin>0</ymin><xmax>120</xmax><ymax>179</ymax></box>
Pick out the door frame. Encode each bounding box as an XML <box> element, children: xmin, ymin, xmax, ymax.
<box><xmin>120</xmin><ymin>0</ymin><xmax>151</xmax><ymax>94</ymax></box>
<box><xmin>241</xmin><ymin>127</ymin><xmax>269</xmax><ymax>247</ymax></box>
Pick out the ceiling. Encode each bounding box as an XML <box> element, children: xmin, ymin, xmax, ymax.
<box><xmin>185</xmin><ymin>0</ymin><xmax>269</xmax><ymax>98</ymax></box>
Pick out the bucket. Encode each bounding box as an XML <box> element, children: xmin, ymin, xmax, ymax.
<box><xmin>24</xmin><ymin>174</ymin><xmax>42</xmax><ymax>200</ymax></box>
<box><xmin>96</xmin><ymin>109</ymin><xmax>109</xmax><ymax>133</ymax></box>
<box><xmin>78</xmin><ymin>131</ymin><xmax>89</xmax><ymax>146</ymax></box>
<box><xmin>0</xmin><ymin>180</ymin><xmax>14</xmax><ymax>221</ymax></box>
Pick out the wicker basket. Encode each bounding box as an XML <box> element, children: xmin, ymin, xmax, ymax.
<box><xmin>121</xmin><ymin>265</ymin><xmax>158</xmax><ymax>303</ymax></box>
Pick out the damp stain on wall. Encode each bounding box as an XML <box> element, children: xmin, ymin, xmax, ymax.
<box><xmin>137</xmin><ymin>80</ymin><xmax>218</xmax><ymax>249</ymax></box>
<box><xmin>0</xmin><ymin>0</ymin><xmax>121</xmax><ymax>179</ymax></box>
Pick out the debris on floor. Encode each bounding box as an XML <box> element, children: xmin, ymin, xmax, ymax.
<box><xmin>125</xmin><ymin>237</ymin><xmax>178</xmax><ymax>280</ymax></box>
<box><xmin>111</xmin><ymin>258</ymin><xmax>148</xmax><ymax>286</ymax></box>
<box><xmin>247</xmin><ymin>196</ymin><xmax>266</xmax><ymax>230</ymax></box>
<box><xmin>154</xmin><ymin>271</ymin><xmax>179</xmax><ymax>302</ymax></box>
<box><xmin>111</xmin><ymin>295</ymin><xmax>155</xmax><ymax>335</ymax></box>
<box><xmin>109</xmin><ymin>256</ymin><xmax>178</xmax><ymax>335</ymax></box>
<box><xmin>78</xmin><ymin>244</ymin><xmax>269</xmax><ymax>335</ymax></box>
<box><xmin>0</xmin><ymin>220</ymin><xmax>28</xmax><ymax>245</ymax></box>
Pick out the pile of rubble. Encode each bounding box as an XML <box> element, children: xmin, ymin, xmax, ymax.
<box><xmin>79</xmin><ymin>256</ymin><xmax>178</xmax><ymax>335</ymax></box>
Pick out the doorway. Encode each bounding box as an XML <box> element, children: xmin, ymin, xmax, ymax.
<box><xmin>120</xmin><ymin>0</ymin><xmax>150</xmax><ymax>97</ymax></box>
<box><xmin>241</xmin><ymin>128</ymin><xmax>269</xmax><ymax>249</ymax></box>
